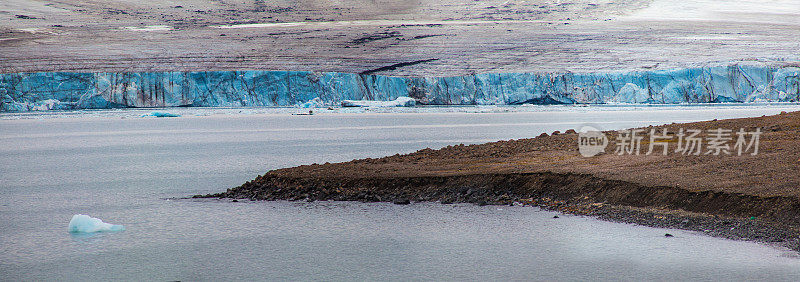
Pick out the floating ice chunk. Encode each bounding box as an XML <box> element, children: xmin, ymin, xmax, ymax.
<box><xmin>68</xmin><ymin>214</ymin><xmax>125</xmax><ymax>233</ymax></box>
<box><xmin>341</xmin><ymin>97</ymin><xmax>416</xmax><ymax>107</ymax></box>
<box><xmin>299</xmin><ymin>97</ymin><xmax>324</xmax><ymax>108</ymax></box>
<box><xmin>142</xmin><ymin>111</ymin><xmax>181</xmax><ymax>117</ymax></box>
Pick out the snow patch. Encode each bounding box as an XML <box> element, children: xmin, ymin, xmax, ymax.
<box><xmin>627</xmin><ymin>0</ymin><xmax>800</xmax><ymax>24</ymax></box>
<box><xmin>213</xmin><ymin>22</ymin><xmax>309</xmax><ymax>29</ymax></box>
<box><xmin>17</xmin><ymin>28</ymin><xmax>56</xmax><ymax>34</ymax></box>
<box><xmin>123</xmin><ymin>25</ymin><xmax>173</xmax><ymax>32</ymax></box>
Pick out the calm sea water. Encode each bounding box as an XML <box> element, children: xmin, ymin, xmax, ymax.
<box><xmin>2</xmin><ymin>105</ymin><xmax>800</xmax><ymax>281</ymax></box>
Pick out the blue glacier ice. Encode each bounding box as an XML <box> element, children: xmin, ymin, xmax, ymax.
<box><xmin>342</xmin><ymin>96</ymin><xmax>416</xmax><ymax>107</ymax></box>
<box><xmin>299</xmin><ymin>97</ymin><xmax>324</xmax><ymax>108</ymax></box>
<box><xmin>68</xmin><ymin>214</ymin><xmax>125</xmax><ymax>233</ymax></box>
<box><xmin>142</xmin><ymin>111</ymin><xmax>181</xmax><ymax>117</ymax></box>
<box><xmin>2</xmin><ymin>64</ymin><xmax>799</xmax><ymax>112</ymax></box>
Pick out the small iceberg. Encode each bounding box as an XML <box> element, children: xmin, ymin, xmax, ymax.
<box><xmin>298</xmin><ymin>97</ymin><xmax>324</xmax><ymax>108</ymax></box>
<box><xmin>68</xmin><ymin>214</ymin><xmax>125</xmax><ymax>233</ymax></box>
<box><xmin>341</xmin><ymin>97</ymin><xmax>416</xmax><ymax>107</ymax></box>
<box><xmin>142</xmin><ymin>111</ymin><xmax>181</xmax><ymax>117</ymax></box>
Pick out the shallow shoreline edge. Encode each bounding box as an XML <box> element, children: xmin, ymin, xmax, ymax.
<box><xmin>196</xmin><ymin>172</ymin><xmax>800</xmax><ymax>252</ymax></box>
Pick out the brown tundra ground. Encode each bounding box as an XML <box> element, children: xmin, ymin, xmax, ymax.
<box><xmin>2</xmin><ymin>0</ymin><xmax>799</xmax><ymax>75</ymax></box>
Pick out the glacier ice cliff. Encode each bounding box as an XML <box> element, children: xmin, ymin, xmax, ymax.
<box><xmin>1</xmin><ymin>64</ymin><xmax>799</xmax><ymax>111</ymax></box>
<box><xmin>342</xmin><ymin>97</ymin><xmax>416</xmax><ymax>107</ymax></box>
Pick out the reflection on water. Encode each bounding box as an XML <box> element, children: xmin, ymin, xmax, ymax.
<box><xmin>70</xmin><ymin>230</ymin><xmax>125</xmax><ymax>242</ymax></box>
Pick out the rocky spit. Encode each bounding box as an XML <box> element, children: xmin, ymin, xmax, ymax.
<box><xmin>198</xmin><ymin>111</ymin><xmax>800</xmax><ymax>252</ymax></box>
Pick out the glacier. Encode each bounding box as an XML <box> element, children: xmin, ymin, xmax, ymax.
<box><xmin>341</xmin><ymin>96</ymin><xmax>416</xmax><ymax>107</ymax></box>
<box><xmin>68</xmin><ymin>214</ymin><xmax>125</xmax><ymax>233</ymax></box>
<box><xmin>1</xmin><ymin>64</ymin><xmax>799</xmax><ymax>112</ymax></box>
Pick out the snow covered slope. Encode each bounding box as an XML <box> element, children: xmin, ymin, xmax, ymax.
<box><xmin>2</xmin><ymin>64</ymin><xmax>799</xmax><ymax>111</ymax></box>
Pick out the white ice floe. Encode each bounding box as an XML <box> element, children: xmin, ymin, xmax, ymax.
<box><xmin>341</xmin><ymin>97</ymin><xmax>416</xmax><ymax>107</ymax></box>
<box><xmin>122</xmin><ymin>25</ymin><xmax>173</xmax><ymax>32</ymax></box>
<box><xmin>68</xmin><ymin>214</ymin><xmax>125</xmax><ymax>233</ymax></box>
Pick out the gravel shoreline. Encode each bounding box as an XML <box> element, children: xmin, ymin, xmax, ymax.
<box><xmin>195</xmin><ymin>192</ymin><xmax>800</xmax><ymax>252</ymax></box>
<box><xmin>197</xmin><ymin>111</ymin><xmax>800</xmax><ymax>252</ymax></box>
<box><xmin>545</xmin><ymin>201</ymin><xmax>800</xmax><ymax>252</ymax></box>
<box><xmin>195</xmin><ymin>172</ymin><xmax>800</xmax><ymax>252</ymax></box>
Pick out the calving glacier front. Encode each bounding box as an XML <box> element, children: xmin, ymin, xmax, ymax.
<box><xmin>1</xmin><ymin>64</ymin><xmax>799</xmax><ymax>111</ymax></box>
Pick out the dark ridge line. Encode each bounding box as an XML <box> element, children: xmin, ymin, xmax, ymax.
<box><xmin>208</xmin><ymin>171</ymin><xmax>800</xmax><ymax>226</ymax></box>
<box><xmin>359</xmin><ymin>59</ymin><xmax>439</xmax><ymax>75</ymax></box>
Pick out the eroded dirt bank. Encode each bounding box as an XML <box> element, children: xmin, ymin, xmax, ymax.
<box><xmin>207</xmin><ymin>171</ymin><xmax>800</xmax><ymax>250</ymax></box>
<box><xmin>199</xmin><ymin>110</ymin><xmax>800</xmax><ymax>250</ymax></box>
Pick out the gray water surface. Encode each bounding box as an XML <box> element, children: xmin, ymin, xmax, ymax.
<box><xmin>2</xmin><ymin>105</ymin><xmax>800</xmax><ymax>281</ymax></box>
